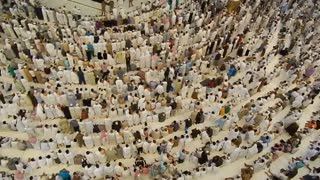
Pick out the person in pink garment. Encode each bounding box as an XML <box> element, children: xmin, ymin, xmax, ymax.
<box><xmin>100</xmin><ymin>129</ymin><xmax>108</xmax><ymax>145</ymax></box>
<box><xmin>14</xmin><ymin>170</ymin><xmax>24</xmax><ymax>180</ymax></box>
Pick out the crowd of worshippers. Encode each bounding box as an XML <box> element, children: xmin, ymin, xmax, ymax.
<box><xmin>0</xmin><ymin>0</ymin><xmax>319</xmax><ymax>179</ymax></box>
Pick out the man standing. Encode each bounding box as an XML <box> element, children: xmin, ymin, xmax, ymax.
<box><xmin>77</xmin><ymin>67</ymin><xmax>86</xmax><ymax>85</ymax></box>
<box><xmin>168</xmin><ymin>0</ymin><xmax>173</xmax><ymax>10</ymax></box>
<box><xmin>128</xmin><ymin>0</ymin><xmax>133</xmax><ymax>7</ymax></box>
<box><xmin>101</xmin><ymin>0</ymin><xmax>106</xmax><ymax>16</ymax></box>
<box><xmin>0</xmin><ymin>91</ymin><xmax>6</xmax><ymax>104</ymax></box>
<box><xmin>125</xmin><ymin>50</ymin><xmax>131</xmax><ymax>72</ymax></box>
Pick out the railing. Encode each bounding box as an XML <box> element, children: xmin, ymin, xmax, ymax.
<box><xmin>66</xmin><ymin>0</ymin><xmax>142</xmax><ymax>14</ymax></box>
<box><xmin>67</xmin><ymin>0</ymin><xmax>101</xmax><ymax>10</ymax></box>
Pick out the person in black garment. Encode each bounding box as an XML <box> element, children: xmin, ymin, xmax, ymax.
<box><xmin>77</xmin><ymin>67</ymin><xmax>86</xmax><ymax>85</ymax></box>
<box><xmin>61</xmin><ymin>105</ymin><xmax>72</xmax><ymax>119</ymax></box>
<box><xmin>184</xmin><ymin>118</ymin><xmax>192</xmax><ymax>133</ymax></box>
<box><xmin>198</xmin><ymin>149</ymin><xmax>208</xmax><ymax>164</ymax></box>
<box><xmin>112</xmin><ymin>120</ymin><xmax>122</xmax><ymax>132</ymax></box>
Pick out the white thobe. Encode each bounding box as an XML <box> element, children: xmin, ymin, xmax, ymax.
<box><xmin>230</xmin><ymin>147</ymin><xmax>241</xmax><ymax>161</ymax></box>
<box><xmin>94</xmin><ymin>167</ymin><xmax>104</xmax><ymax>178</ymax></box>
<box><xmin>57</xmin><ymin>152</ymin><xmax>67</xmax><ymax>164</ymax></box>
<box><xmin>123</xmin><ymin>146</ymin><xmax>132</xmax><ymax>159</ymax></box>
<box><xmin>86</xmin><ymin>153</ymin><xmax>96</xmax><ymax>164</ymax></box>
<box><xmin>222</xmin><ymin>140</ymin><xmax>233</xmax><ymax>154</ymax></box>
<box><xmin>65</xmin><ymin>152</ymin><xmax>74</xmax><ymax>164</ymax></box>
<box><xmin>83</xmin><ymin>135</ymin><xmax>94</xmax><ymax>148</ymax></box>
<box><xmin>247</xmin><ymin>144</ymin><xmax>258</xmax><ymax>158</ymax></box>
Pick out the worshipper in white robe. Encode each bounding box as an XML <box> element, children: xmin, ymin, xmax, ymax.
<box><xmin>1</xmin><ymin>22</ymin><xmax>10</xmax><ymax>35</ymax></box>
<box><xmin>47</xmin><ymin>93</ymin><xmax>57</xmax><ymax>105</ymax></box>
<box><xmin>201</xmin><ymin>130</ymin><xmax>210</xmax><ymax>144</ymax></box>
<box><xmin>85</xmin><ymin>151</ymin><xmax>96</xmax><ymax>165</ymax></box>
<box><xmin>230</xmin><ymin>146</ymin><xmax>242</xmax><ymax>162</ymax></box>
<box><xmin>117</xmin><ymin>107</ymin><xmax>124</xmax><ymax>116</ymax></box>
<box><xmin>85</xmin><ymin>164</ymin><xmax>95</xmax><ymax>178</ymax></box>
<box><xmin>109</xmin><ymin>108</ymin><xmax>118</xmax><ymax>118</ymax></box>
<box><xmin>222</xmin><ymin>138</ymin><xmax>233</xmax><ymax>154</ymax></box>
<box><xmin>93</xmin><ymin>103</ymin><xmax>102</xmax><ymax>117</ymax></box>
<box><xmin>95</xmin><ymin>148</ymin><xmax>107</xmax><ymax>163</ymax></box>
<box><xmin>236</xmin><ymin>146</ymin><xmax>248</xmax><ymax>159</ymax></box>
<box><xmin>105</xmin><ymin>118</ymin><xmax>113</xmax><ymax>132</ymax></box>
<box><xmin>48</xmin><ymin>9</ymin><xmax>57</xmax><ymax>23</ymax></box>
<box><xmin>138</xmin><ymin>95</ymin><xmax>146</xmax><ymax>110</ymax></box>
<box><xmin>85</xmin><ymin>120</ymin><xmax>94</xmax><ymax>134</ymax></box>
<box><xmin>46</xmin><ymin>43</ymin><xmax>56</xmax><ymax>57</ymax></box>
<box><xmin>140</xmin><ymin>109</ymin><xmax>149</xmax><ymax>124</ymax></box>
<box><xmin>166</xmin><ymin>140</ymin><xmax>173</xmax><ymax>153</ymax></box>
<box><xmin>123</xmin><ymin>144</ymin><xmax>132</xmax><ymax>159</ymax></box>
<box><xmin>292</xmin><ymin>93</ymin><xmax>304</xmax><ymax>108</ymax></box>
<box><xmin>54</xmin><ymin>105</ymin><xmax>65</xmax><ymax>118</ymax></box>
<box><xmin>66</xmin><ymin>53</ymin><xmax>74</xmax><ymax>68</ymax></box>
<box><xmin>145</xmin><ymin>53</ymin><xmax>152</xmax><ymax>69</ymax></box>
<box><xmin>40</xmin><ymin>140</ymin><xmax>50</xmax><ymax>152</ymax></box>
<box><xmin>0</xmin><ymin>105</ymin><xmax>8</xmax><ymax>117</ymax></box>
<box><xmin>0</xmin><ymin>50</ymin><xmax>7</xmax><ymax>64</ymax></box>
<box><xmin>104</xmin><ymin>163</ymin><xmax>114</xmax><ymax>176</ymax></box>
<box><xmin>75</xmin><ymin>45</ymin><xmax>83</xmax><ymax>59</ymax></box>
<box><xmin>122</xmin><ymin>128</ymin><xmax>131</xmax><ymax>144</ymax></box>
<box><xmin>253</xmin><ymin>158</ymin><xmax>268</xmax><ymax>172</ymax></box>
<box><xmin>44</xmin><ymin>155</ymin><xmax>54</xmax><ymax>167</ymax></box>
<box><xmin>83</xmin><ymin>134</ymin><xmax>94</xmax><ymax>148</ymax></box>
<box><xmin>41</xmin><ymin>6</ymin><xmax>49</xmax><ymax>22</ymax></box>
<box><xmin>108</xmin><ymin>130</ymin><xmax>118</xmax><ymax>145</ymax></box>
<box><xmin>65</xmin><ymin>149</ymin><xmax>74</xmax><ymax>165</ymax></box>
<box><xmin>149</xmin><ymin>140</ymin><xmax>158</xmax><ymax>154</ymax></box>
<box><xmin>260</xmin><ymin>118</ymin><xmax>271</xmax><ymax>133</ymax></box>
<box><xmin>228</xmin><ymin>128</ymin><xmax>239</xmax><ymax>141</ymax></box>
<box><xmin>29</xmin><ymin>158</ymin><xmax>39</xmax><ymax>170</ymax></box>
<box><xmin>42</xmin><ymin>125</ymin><xmax>52</xmax><ymax>137</ymax></box>
<box><xmin>171</xmin><ymin>12</ymin><xmax>177</xmax><ymax>26</ymax></box>
<box><xmin>107</xmin><ymin>55</ymin><xmax>116</xmax><ymax>65</ymax></box>
<box><xmin>36</xmin><ymin>104</ymin><xmax>46</xmax><ymax>121</ymax></box>
<box><xmin>69</xmin><ymin>106</ymin><xmax>77</xmax><ymax>119</ymax></box>
<box><xmin>90</xmin><ymin>133</ymin><xmax>100</xmax><ymax>147</ymax></box>
<box><xmin>57</xmin><ymin>150</ymin><xmax>67</xmax><ymax>164</ymax></box>
<box><xmin>246</xmin><ymin>128</ymin><xmax>256</xmax><ymax>144</ymax></box>
<box><xmin>44</xmin><ymin>105</ymin><xmax>54</xmax><ymax>119</ymax></box>
<box><xmin>142</xmin><ymin>140</ymin><xmax>150</xmax><ymax>154</ymax></box>
<box><xmin>284</xmin><ymin>33</ymin><xmax>292</xmax><ymax>49</ymax></box>
<box><xmin>15</xmin><ymin>118</ymin><xmax>25</xmax><ymax>133</ymax></box>
<box><xmin>87</xmin><ymin>107</ymin><xmax>94</xmax><ymax>120</ymax></box>
<box><xmin>115</xmin><ymin>78</ymin><xmax>124</xmax><ymax>93</ymax></box>
<box><xmin>246</xmin><ymin>144</ymin><xmax>258</xmax><ymax>159</ymax></box>
<box><xmin>115</xmin><ymin>132</ymin><xmax>124</xmax><ymax>144</ymax></box>
<box><xmin>55</xmin><ymin>131</ymin><xmax>65</xmax><ymax>147</ymax></box>
<box><xmin>139</xmin><ymin>53</ymin><xmax>146</xmax><ymax>69</ymax></box>
<box><xmin>48</xmin><ymin>139</ymin><xmax>57</xmax><ymax>150</ymax></box>
<box><xmin>112</xmin><ymin>7</ymin><xmax>118</xmax><ymax>19</ymax></box>
<box><xmin>126</xmin><ymin>113</ymin><xmax>134</xmax><ymax>127</ymax></box>
<box><xmin>37</xmin><ymin>156</ymin><xmax>46</xmax><ymax>168</ymax></box>
<box><xmin>8</xmin><ymin>102</ymin><xmax>19</xmax><ymax>116</ymax></box>
<box><xmin>5</xmin><ymin>23</ymin><xmax>17</xmax><ymax>38</ymax></box>
<box><xmin>114</xmin><ymin>162</ymin><xmax>124</xmax><ymax>177</ymax></box>
<box><xmin>64</xmin><ymin>134</ymin><xmax>72</xmax><ymax>147</ymax></box>
<box><xmin>94</xmin><ymin>164</ymin><xmax>104</xmax><ymax>179</ymax></box>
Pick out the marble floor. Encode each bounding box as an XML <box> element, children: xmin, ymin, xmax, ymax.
<box><xmin>0</xmin><ymin>1</ymin><xmax>319</xmax><ymax>180</ymax></box>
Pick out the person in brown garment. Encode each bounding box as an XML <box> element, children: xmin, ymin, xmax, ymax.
<box><xmin>75</xmin><ymin>131</ymin><xmax>85</xmax><ymax>147</ymax></box>
<box><xmin>241</xmin><ymin>164</ymin><xmax>254</xmax><ymax>180</ymax></box>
